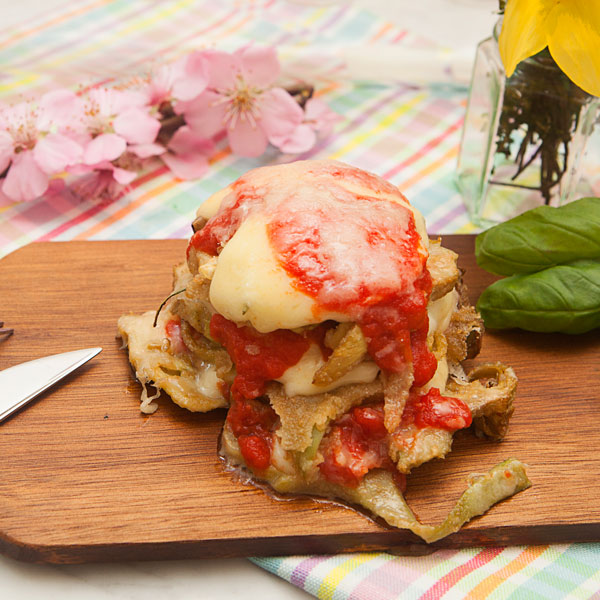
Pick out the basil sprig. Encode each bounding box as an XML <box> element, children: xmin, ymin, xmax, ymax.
<box><xmin>475</xmin><ymin>198</ymin><xmax>600</xmax><ymax>334</ymax></box>
<box><xmin>475</xmin><ymin>197</ymin><xmax>600</xmax><ymax>276</ymax></box>
<box><xmin>477</xmin><ymin>260</ymin><xmax>600</xmax><ymax>334</ymax></box>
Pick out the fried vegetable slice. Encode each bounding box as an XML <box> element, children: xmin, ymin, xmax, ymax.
<box><xmin>168</xmin><ymin>272</ymin><xmax>236</xmax><ymax>379</ymax></box>
<box><xmin>428</xmin><ymin>240</ymin><xmax>460</xmax><ymax>301</ymax></box>
<box><xmin>389</xmin><ymin>426</ymin><xmax>454</xmax><ymax>473</ymax></box>
<box><xmin>222</xmin><ymin>422</ymin><xmax>531</xmax><ymax>543</ymax></box>
<box><xmin>382</xmin><ymin>367</ymin><xmax>414</xmax><ymax>433</ymax></box>
<box><xmin>313</xmin><ymin>324</ymin><xmax>368</xmax><ymax>386</ymax></box>
<box><xmin>179</xmin><ymin>319</ymin><xmax>233</xmax><ymax>378</ymax></box>
<box><xmin>445</xmin><ymin>304</ymin><xmax>483</xmax><ymax>362</ymax></box>
<box><xmin>324</xmin><ymin>322</ymin><xmax>353</xmax><ymax>349</ymax></box>
<box><xmin>171</xmin><ymin>275</ymin><xmax>214</xmax><ymax>337</ymax></box>
<box><xmin>446</xmin><ymin>363</ymin><xmax>517</xmax><ymax>440</ymax></box>
<box><xmin>266</xmin><ymin>380</ymin><xmax>384</xmax><ymax>452</ymax></box>
<box><xmin>118</xmin><ymin>310</ymin><xmax>228</xmax><ymax>413</ymax></box>
<box><xmin>345</xmin><ymin>459</ymin><xmax>530</xmax><ymax>543</ymax></box>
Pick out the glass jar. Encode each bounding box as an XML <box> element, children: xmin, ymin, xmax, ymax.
<box><xmin>457</xmin><ymin>22</ymin><xmax>600</xmax><ymax>227</ymax></box>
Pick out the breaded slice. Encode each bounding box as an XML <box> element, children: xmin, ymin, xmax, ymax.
<box><xmin>118</xmin><ymin>310</ymin><xmax>227</xmax><ymax>414</ymax></box>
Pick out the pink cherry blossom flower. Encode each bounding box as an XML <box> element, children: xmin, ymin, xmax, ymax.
<box><xmin>0</xmin><ymin>182</ymin><xmax>15</xmax><ymax>207</ymax></box>
<box><xmin>303</xmin><ymin>97</ymin><xmax>341</xmax><ymax>137</ymax></box>
<box><xmin>81</xmin><ymin>88</ymin><xmax>163</xmax><ymax>169</ymax></box>
<box><xmin>161</xmin><ymin>125</ymin><xmax>215</xmax><ymax>180</ymax></box>
<box><xmin>70</xmin><ymin>160</ymin><xmax>138</xmax><ymax>186</ymax></box>
<box><xmin>253</xmin><ymin>96</ymin><xmax>342</xmax><ymax>155</ymax></box>
<box><xmin>68</xmin><ymin>149</ymin><xmax>142</xmax><ymax>202</ymax></box>
<box><xmin>178</xmin><ymin>46</ymin><xmax>312</xmax><ymax>158</ymax></box>
<box><xmin>69</xmin><ymin>167</ymin><xmax>127</xmax><ymax>203</ymax></box>
<box><xmin>0</xmin><ymin>90</ymin><xmax>84</xmax><ymax>202</ymax></box>
<box><xmin>145</xmin><ymin>51</ymin><xmax>210</xmax><ymax>105</ymax></box>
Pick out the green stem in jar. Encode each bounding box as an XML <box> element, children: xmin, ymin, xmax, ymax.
<box><xmin>493</xmin><ymin>49</ymin><xmax>589</xmax><ymax>204</ymax></box>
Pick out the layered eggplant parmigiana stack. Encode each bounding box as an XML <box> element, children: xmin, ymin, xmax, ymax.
<box><xmin>118</xmin><ymin>160</ymin><xmax>529</xmax><ymax>542</ymax></box>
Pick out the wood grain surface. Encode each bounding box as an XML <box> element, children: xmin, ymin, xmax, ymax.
<box><xmin>0</xmin><ymin>237</ymin><xmax>598</xmax><ymax>564</ymax></box>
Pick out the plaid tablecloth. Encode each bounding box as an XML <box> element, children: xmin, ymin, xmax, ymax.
<box><xmin>1</xmin><ymin>1</ymin><xmax>600</xmax><ymax>598</ymax></box>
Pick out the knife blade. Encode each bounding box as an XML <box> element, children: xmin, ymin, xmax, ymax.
<box><xmin>0</xmin><ymin>347</ymin><xmax>102</xmax><ymax>423</ymax></box>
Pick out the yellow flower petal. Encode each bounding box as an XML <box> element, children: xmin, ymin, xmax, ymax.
<box><xmin>498</xmin><ymin>0</ymin><xmax>548</xmax><ymax>76</ymax></box>
<box><xmin>545</xmin><ymin>0</ymin><xmax>600</xmax><ymax>96</ymax></box>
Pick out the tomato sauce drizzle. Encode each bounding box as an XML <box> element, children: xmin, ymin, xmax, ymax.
<box><xmin>188</xmin><ymin>163</ymin><xmax>437</xmax><ymax>390</ymax></box>
<box><xmin>226</xmin><ymin>388</ymin><xmax>471</xmax><ymax>486</ymax></box>
<box><xmin>188</xmin><ymin>182</ymin><xmax>262</xmax><ymax>257</ymax></box>
<box><xmin>164</xmin><ymin>317</ymin><xmax>188</xmax><ymax>355</ymax></box>
<box><xmin>267</xmin><ymin>191</ymin><xmax>435</xmax><ymax>384</ymax></box>
<box><xmin>401</xmin><ymin>388</ymin><xmax>472</xmax><ymax>431</ymax></box>
<box><xmin>226</xmin><ymin>397</ymin><xmax>278</xmax><ymax>472</ymax></box>
<box><xmin>318</xmin><ymin>403</ymin><xmax>402</xmax><ymax>489</ymax></box>
<box><xmin>318</xmin><ymin>390</ymin><xmax>471</xmax><ymax>489</ymax></box>
<box><xmin>210</xmin><ymin>314</ymin><xmax>329</xmax><ymax>402</ymax></box>
<box><xmin>184</xmin><ymin>164</ymin><xmax>470</xmax><ymax>487</ymax></box>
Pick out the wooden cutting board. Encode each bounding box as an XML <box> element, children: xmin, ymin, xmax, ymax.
<box><xmin>0</xmin><ymin>237</ymin><xmax>598</xmax><ymax>564</ymax></box>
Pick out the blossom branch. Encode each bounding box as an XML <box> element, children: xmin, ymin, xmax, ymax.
<box><xmin>0</xmin><ymin>47</ymin><xmax>339</xmax><ymax>205</ymax></box>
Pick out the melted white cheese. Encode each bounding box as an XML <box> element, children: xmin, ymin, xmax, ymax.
<box><xmin>275</xmin><ymin>287</ymin><xmax>458</xmax><ymax>397</ymax></box>
<box><xmin>205</xmin><ymin>162</ymin><xmax>430</xmax><ymax>334</ymax></box>
<box><xmin>421</xmin><ymin>288</ymin><xmax>459</xmax><ymax>393</ymax></box>
<box><xmin>209</xmin><ymin>214</ymin><xmax>347</xmax><ymax>332</ymax></box>
<box><xmin>194</xmin><ymin>364</ymin><xmax>223</xmax><ymax>399</ymax></box>
<box><xmin>197</xmin><ymin>160</ymin><xmax>448</xmax><ymax>397</ymax></box>
<box><xmin>428</xmin><ymin>289</ymin><xmax>459</xmax><ymax>336</ymax></box>
<box><xmin>276</xmin><ymin>343</ymin><xmax>380</xmax><ymax>397</ymax></box>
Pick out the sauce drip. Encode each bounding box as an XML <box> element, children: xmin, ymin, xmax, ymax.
<box><xmin>318</xmin><ymin>390</ymin><xmax>471</xmax><ymax>489</ymax></box>
<box><xmin>226</xmin><ymin>397</ymin><xmax>278</xmax><ymax>471</ymax></box>
<box><xmin>401</xmin><ymin>388</ymin><xmax>472</xmax><ymax>431</ymax></box>
<box><xmin>210</xmin><ymin>314</ymin><xmax>329</xmax><ymax>402</ymax></box>
<box><xmin>318</xmin><ymin>403</ymin><xmax>399</xmax><ymax>488</ymax></box>
<box><xmin>267</xmin><ymin>183</ymin><xmax>434</xmax><ymax>382</ymax></box>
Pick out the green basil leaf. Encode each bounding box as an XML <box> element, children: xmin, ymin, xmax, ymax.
<box><xmin>476</xmin><ymin>259</ymin><xmax>600</xmax><ymax>334</ymax></box>
<box><xmin>475</xmin><ymin>197</ymin><xmax>600</xmax><ymax>276</ymax></box>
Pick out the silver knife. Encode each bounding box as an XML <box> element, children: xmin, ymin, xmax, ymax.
<box><xmin>0</xmin><ymin>347</ymin><xmax>102</xmax><ymax>423</ymax></box>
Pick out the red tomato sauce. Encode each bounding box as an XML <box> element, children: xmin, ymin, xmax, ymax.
<box><xmin>187</xmin><ymin>183</ymin><xmax>262</xmax><ymax>258</ymax></box>
<box><xmin>318</xmin><ymin>389</ymin><xmax>471</xmax><ymax>489</ymax></box>
<box><xmin>165</xmin><ymin>317</ymin><xmax>188</xmax><ymax>355</ymax></box>
<box><xmin>226</xmin><ymin>397</ymin><xmax>279</xmax><ymax>471</ymax></box>
<box><xmin>318</xmin><ymin>403</ymin><xmax>405</xmax><ymax>490</ymax></box>
<box><xmin>228</xmin><ymin>388</ymin><xmax>470</xmax><ymax>486</ymax></box>
<box><xmin>268</xmin><ymin>195</ymin><xmax>435</xmax><ymax>382</ymax></box>
<box><xmin>210</xmin><ymin>314</ymin><xmax>329</xmax><ymax>402</ymax></box>
<box><xmin>401</xmin><ymin>387</ymin><xmax>472</xmax><ymax>431</ymax></box>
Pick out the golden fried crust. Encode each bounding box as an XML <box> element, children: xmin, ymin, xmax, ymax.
<box><xmin>312</xmin><ymin>324</ymin><xmax>368</xmax><ymax>386</ymax></box>
<box><xmin>118</xmin><ymin>310</ymin><xmax>228</xmax><ymax>413</ymax></box>
<box><xmin>446</xmin><ymin>363</ymin><xmax>517</xmax><ymax>441</ymax></box>
<box><xmin>266</xmin><ymin>380</ymin><xmax>384</xmax><ymax>452</ymax></box>
<box><xmin>382</xmin><ymin>368</ymin><xmax>414</xmax><ymax>433</ymax></box>
<box><xmin>445</xmin><ymin>304</ymin><xmax>483</xmax><ymax>363</ymax></box>
<box><xmin>428</xmin><ymin>240</ymin><xmax>460</xmax><ymax>301</ymax></box>
<box><xmin>390</xmin><ymin>426</ymin><xmax>454</xmax><ymax>473</ymax></box>
<box><xmin>445</xmin><ymin>278</ymin><xmax>483</xmax><ymax>362</ymax></box>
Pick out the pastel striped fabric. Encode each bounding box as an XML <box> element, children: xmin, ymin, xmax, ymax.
<box><xmin>2</xmin><ymin>1</ymin><xmax>600</xmax><ymax>598</ymax></box>
<box><xmin>0</xmin><ymin>0</ymin><xmax>473</xmax><ymax>260</ymax></box>
<box><xmin>252</xmin><ymin>545</ymin><xmax>600</xmax><ymax>599</ymax></box>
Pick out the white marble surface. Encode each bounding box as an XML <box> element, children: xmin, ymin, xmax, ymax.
<box><xmin>1</xmin><ymin>1</ymin><xmax>497</xmax><ymax>598</ymax></box>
